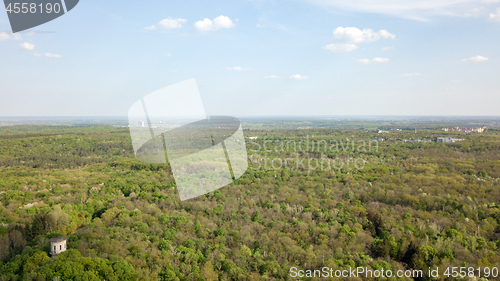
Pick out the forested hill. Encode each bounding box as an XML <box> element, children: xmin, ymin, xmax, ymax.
<box><xmin>0</xmin><ymin>125</ymin><xmax>499</xmax><ymax>280</ymax></box>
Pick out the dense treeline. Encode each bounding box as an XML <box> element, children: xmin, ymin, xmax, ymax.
<box><xmin>0</xmin><ymin>124</ymin><xmax>499</xmax><ymax>280</ymax></box>
<box><xmin>0</xmin><ymin>126</ymin><xmax>132</xmax><ymax>169</ymax></box>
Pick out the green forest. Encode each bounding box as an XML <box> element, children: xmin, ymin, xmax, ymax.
<box><xmin>0</xmin><ymin>123</ymin><xmax>499</xmax><ymax>280</ymax></box>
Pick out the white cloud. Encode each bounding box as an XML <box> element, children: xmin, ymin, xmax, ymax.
<box><xmin>482</xmin><ymin>0</ymin><xmax>500</xmax><ymax>3</ymax></box>
<box><xmin>462</xmin><ymin>55</ymin><xmax>489</xmax><ymax>62</ymax></box>
<box><xmin>19</xmin><ymin>42</ymin><xmax>35</xmax><ymax>51</ymax></box>
<box><xmin>167</xmin><ymin>53</ymin><xmax>172</xmax><ymax>57</ymax></box>
<box><xmin>264</xmin><ymin>75</ymin><xmax>280</xmax><ymax>79</ymax></box>
<box><xmin>0</xmin><ymin>32</ymin><xmax>22</xmax><ymax>41</ymax></box>
<box><xmin>372</xmin><ymin>57</ymin><xmax>390</xmax><ymax>63</ymax></box>
<box><xmin>382</xmin><ymin>46</ymin><xmax>394</xmax><ymax>51</ymax></box>
<box><xmin>227</xmin><ymin>66</ymin><xmax>249</xmax><ymax>71</ymax></box>
<box><xmin>333</xmin><ymin>27</ymin><xmax>395</xmax><ymax>43</ymax></box>
<box><xmin>323</xmin><ymin>43</ymin><xmax>359</xmax><ymax>53</ymax></box>
<box><xmin>195</xmin><ymin>15</ymin><xmax>235</xmax><ymax>31</ymax></box>
<box><xmin>400</xmin><ymin>73</ymin><xmax>422</xmax><ymax>77</ymax></box>
<box><xmin>256</xmin><ymin>23</ymin><xmax>265</xmax><ymax>28</ymax></box>
<box><xmin>194</xmin><ymin>19</ymin><xmax>213</xmax><ymax>31</ymax></box>
<box><xmin>0</xmin><ymin>33</ymin><xmax>10</xmax><ymax>41</ymax></box>
<box><xmin>144</xmin><ymin>18</ymin><xmax>187</xmax><ymax>30</ymax></box>
<box><xmin>290</xmin><ymin>74</ymin><xmax>308</xmax><ymax>80</ymax></box>
<box><xmin>34</xmin><ymin>53</ymin><xmax>62</xmax><ymax>58</ymax></box>
<box><xmin>489</xmin><ymin>8</ymin><xmax>500</xmax><ymax>21</ymax></box>
<box><xmin>213</xmin><ymin>15</ymin><xmax>235</xmax><ymax>29</ymax></box>
<box><xmin>358</xmin><ymin>58</ymin><xmax>390</xmax><ymax>63</ymax></box>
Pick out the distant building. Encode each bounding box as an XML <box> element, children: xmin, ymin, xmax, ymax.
<box><xmin>138</xmin><ymin>121</ymin><xmax>145</xmax><ymax>127</ymax></box>
<box><xmin>437</xmin><ymin>137</ymin><xmax>465</xmax><ymax>143</ymax></box>
<box><xmin>377</xmin><ymin>130</ymin><xmax>389</xmax><ymax>134</ymax></box>
<box><xmin>442</xmin><ymin>126</ymin><xmax>486</xmax><ymax>133</ymax></box>
<box><xmin>50</xmin><ymin>237</ymin><xmax>67</xmax><ymax>256</ymax></box>
<box><xmin>404</xmin><ymin>139</ymin><xmax>432</xmax><ymax>143</ymax></box>
<box><xmin>248</xmin><ymin>137</ymin><xmax>258</xmax><ymax>140</ymax></box>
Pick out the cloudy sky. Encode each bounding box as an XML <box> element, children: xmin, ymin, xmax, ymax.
<box><xmin>1</xmin><ymin>0</ymin><xmax>499</xmax><ymax>116</ymax></box>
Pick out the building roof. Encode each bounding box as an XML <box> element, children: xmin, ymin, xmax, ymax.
<box><xmin>49</xmin><ymin>237</ymin><xmax>68</xmax><ymax>243</ymax></box>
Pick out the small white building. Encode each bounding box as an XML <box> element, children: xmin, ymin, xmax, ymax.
<box><xmin>437</xmin><ymin>137</ymin><xmax>465</xmax><ymax>143</ymax></box>
<box><xmin>50</xmin><ymin>237</ymin><xmax>67</xmax><ymax>256</ymax></box>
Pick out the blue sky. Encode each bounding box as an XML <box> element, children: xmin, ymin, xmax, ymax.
<box><xmin>1</xmin><ymin>0</ymin><xmax>499</xmax><ymax>117</ymax></box>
